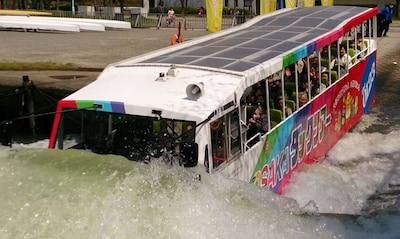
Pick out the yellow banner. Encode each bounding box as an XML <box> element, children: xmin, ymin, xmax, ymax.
<box><xmin>206</xmin><ymin>0</ymin><xmax>223</xmax><ymax>33</ymax></box>
<box><xmin>303</xmin><ymin>0</ymin><xmax>315</xmax><ymax>7</ymax></box>
<box><xmin>260</xmin><ymin>0</ymin><xmax>276</xmax><ymax>14</ymax></box>
<box><xmin>285</xmin><ymin>0</ymin><xmax>296</xmax><ymax>8</ymax></box>
<box><xmin>321</xmin><ymin>0</ymin><xmax>333</xmax><ymax>6</ymax></box>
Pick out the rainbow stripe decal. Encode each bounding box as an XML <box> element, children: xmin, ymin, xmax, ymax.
<box><xmin>251</xmin><ymin>52</ymin><xmax>376</xmax><ymax>194</ymax></box>
<box><xmin>282</xmin><ymin>7</ymin><xmax>378</xmax><ymax>68</ymax></box>
<box><xmin>72</xmin><ymin>100</ymin><xmax>126</xmax><ymax>114</ymax></box>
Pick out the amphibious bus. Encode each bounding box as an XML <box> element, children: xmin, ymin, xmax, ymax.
<box><xmin>49</xmin><ymin>6</ymin><xmax>378</xmax><ymax>194</ymax></box>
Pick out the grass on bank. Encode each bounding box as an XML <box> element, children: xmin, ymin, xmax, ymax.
<box><xmin>0</xmin><ymin>61</ymin><xmax>80</xmax><ymax>71</ymax></box>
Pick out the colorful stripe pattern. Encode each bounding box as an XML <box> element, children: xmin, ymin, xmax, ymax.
<box><xmin>251</xmin><ymin>52</ymin><xmax>377</xmax><ymax>194</ymax></box>
<box><xmin>282</xmin><ymin>7</ymin><xmax>378</xmax><ymax>68</ymax></box>
<box><xmin>64</xmin><ymin>100</ymin><xmax>126</xmax><ymax>114</ymax></box>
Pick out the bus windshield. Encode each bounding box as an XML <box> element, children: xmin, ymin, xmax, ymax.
<box><xmin>55</xmin><ymin>110</ymin><xmax>195</xmax><ymax>161</ymax></box>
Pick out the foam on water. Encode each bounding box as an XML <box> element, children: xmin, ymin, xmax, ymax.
<box><xmin>0</xmin><ymin>148</ymin><xmax>297</xmax><ymax>238</ymax></box>
<box><xmin>283</xmin><ymin>113</ymin><xmax>400</xmax><ymax>238</ymax></box>
<box><xmin>0</xmin><ymin>146</ymin><xmax>399</xmax><ymax>238</ymax></box>
<box><xmin>1</xmin><ymin>112</ymin><xmax>400</xmax><ymax>238</ymax></box>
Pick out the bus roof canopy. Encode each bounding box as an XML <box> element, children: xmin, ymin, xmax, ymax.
<box><xmin>63</xmin><ymin>6</ymin><xmax>378</xmax><ymax>122</ymax></box>
<box><xmin>119</xmin><ymin>6</ymin><xmax>377</xmax><ymax>73</ymax></box>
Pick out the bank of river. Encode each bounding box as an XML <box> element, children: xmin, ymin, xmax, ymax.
<box><xmin>0</xmin><ymin>28</ymin><xmax>209</xmax><ymax>139</ymax></box>
<box><xmin>1</xmin><ymin>23</ymin><xmax>399</xmax><ymax>141</ymax></box>
<box><xmin>0</xmin><ymin>28</ymin><xmax>209</xmax><ymax>91</ymax></box>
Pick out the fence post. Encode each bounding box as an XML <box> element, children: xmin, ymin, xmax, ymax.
<box><xmin>136</xmin><ymin>13</ymin><xmax>141</xmax><ymax>27</ymax></box>
<box><xmin>21</xmin><ymin>75</ymin><xmax>36</xmax><ymax>141</ymax></box>
<box><xmin>131</xmin><ymin>12</ymin><xmax>141</xmax><ymax>27</ymax></box>
<box><xmin>157</xmin><ymin>14</ymin><xmax>163</xmax><ymax>29</ymax></box>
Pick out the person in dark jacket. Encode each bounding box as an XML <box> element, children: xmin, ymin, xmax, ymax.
<box><xmin>156</xmin><ymin>1</ymin><xmax>164</xmax><ymax>28</ymax></box>
<box><xmin>378</xmin><ymin>3</ymin><xmax>394</xmax><ymax>37</ymax></box>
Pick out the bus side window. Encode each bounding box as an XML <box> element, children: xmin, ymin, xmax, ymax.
<box><xmin>210</xmin><ymin>118</ymin><xmax>226</xmax><ymax>168</ymax></box>
<box><xmin>229</xmin><ymin>109</ymin><xmax>241</xmax><ymax>157</ymax></box>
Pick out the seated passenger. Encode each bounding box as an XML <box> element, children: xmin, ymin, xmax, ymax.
<box><xmin>312</xmin><ymin>69</ymin><xmax>329</xmax><ymax>96</ymax></box>
<box><xmin>284</xmin><ymin>67</ymin><xmax>294</xmax><ymax>82</ymax></box>
<box><xmin>245</xmin><ymin>90</ymin><xmax>256</xmax><ymax>106</ymax></box>
<box><xmin>350</xmin><ymin>39</ymin><xmax>364</xmax><ymax>60</ymax></box>
<box><xmin>299</xmin><ymin>77</ymin><xmax>318</xmax><ymax>97</ymax></box>
<box><xmin>356</xmin><ymin>34</ymin><xmax>365</xmax><ymax>50</ymax></box>
<box><xmin>310</xmin><ymin>55</ymin><xmax>320</xmax><ymax>79</ymax></box>
<box><xmin>332</xmin><ymin>45</ymin><xmax>352</xmax><ymax>74</ymax></box>
<box><xmin>181</xmin><ymin>123</ymin><xmax>194</xmax><ymax>142</ymax></box>
<box><xmin>340</xmin><ymin>44</ymin><xmax>352</xmax><ymax>68</ymax></box>
<box><xmin>247</xmin><ymin>106</ymin><xmax>269</xmax><ymax>136</ymax></box>
<box><xmin>349</xmin><ymin>40</ymin><xmax>357</xmax><ymax>53</ymax></box>
<box><xmin>268</xmin><ymin>77</ymin><xmax>282</xmax><ymax>100</ymax></box>
<box><xmin>321</xmin><ymin>46</ymin><xmax>329</xmax><ymax>59</ymax></box>
<box><xmin>299</xmin><ymin>77</ymin><xmax>309</xmax><ymax>94</ymax></box>
<box><xmin>298</xmin><ymin>92</ymin><xmax>308</xmax><ymax>108</ymax></box>
<box><xmin>320</xmin><ymin>71</ymin><xmax>329</xmax><ymax>89</ymax></box>
<box><xmin>276</xmin><ymin>96</ymin><xmax>292</xmax><ymax>117</ymax></box>
<box><xmin>255</xmin><ymin>94</ymin><xmax>266</xmax><ymax>109</ymax></box>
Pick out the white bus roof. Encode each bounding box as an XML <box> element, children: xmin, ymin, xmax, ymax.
<box><xmin>63</xmin><ymin>6</ymin><xmax>377</xmax><ymax>122</ymax></box>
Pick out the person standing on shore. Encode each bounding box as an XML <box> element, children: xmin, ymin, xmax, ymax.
<box><xmin>378</xmin><ymin>2</ymin><xmax>395</xmax><ymax>37</ymax></box>
<box><xmin>167</xmin><ymin>7</ymin><xmax>175</xmax><ymax>27</ymax></box>
<box><xmin>157</xmin><ymin>1</ymin><xmax>164</xmax><ymax>29</ymax></box>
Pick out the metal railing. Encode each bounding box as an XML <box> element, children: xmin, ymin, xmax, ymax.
<box><xmin>49</xmin><ymin>11</ymin><xmax>249</xmax><ymax>30</ymax></box>
<box><xmin>131</xmin><ymin>13</ymin><xmax>247</xmax><ymax>30</ymax></box>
